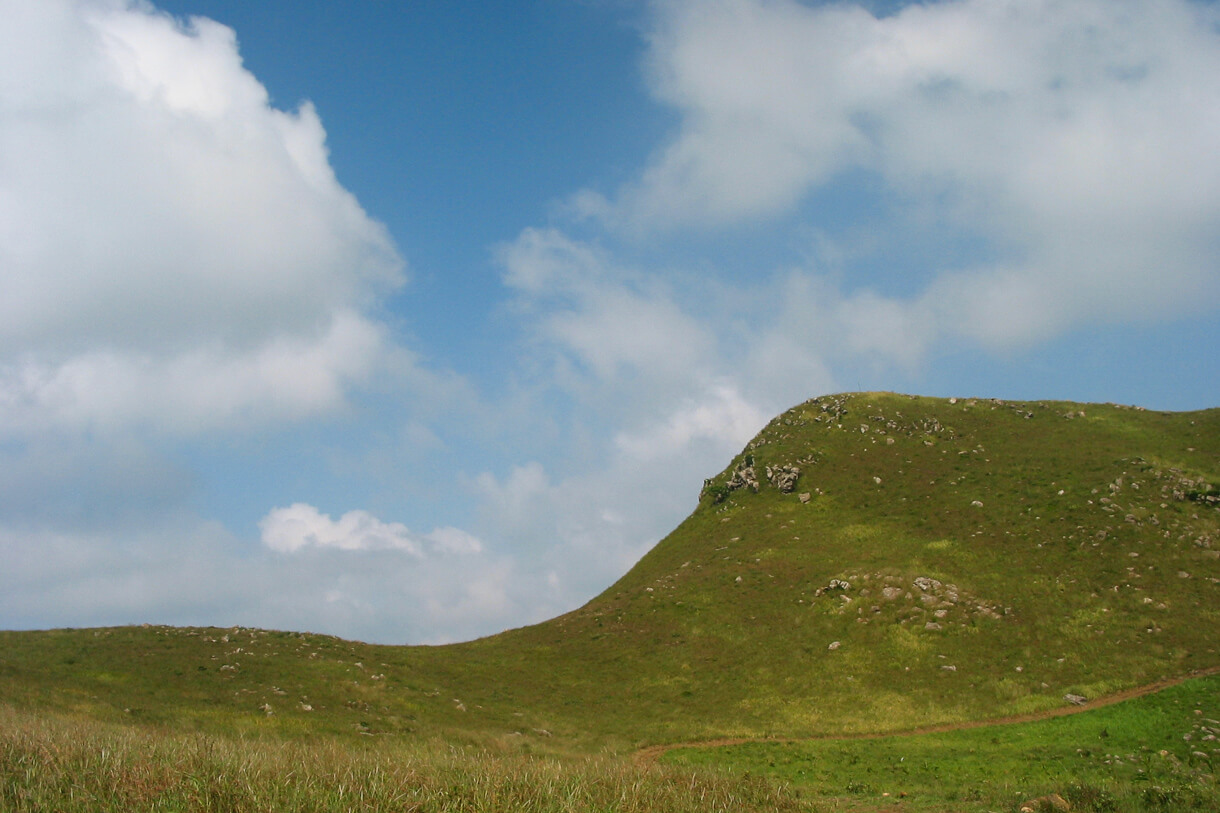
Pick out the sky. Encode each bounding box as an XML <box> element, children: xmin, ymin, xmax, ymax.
<box><xmin>2</xmin><ymin>0</ymin><xmax>1219</xmax><ymax>644</ymax></box>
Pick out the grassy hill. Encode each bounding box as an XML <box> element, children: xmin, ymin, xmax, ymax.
<box><xmin>2</xmin><ymin>393</ymin><xmax>1218</xmax><ymax>756</ymax></box>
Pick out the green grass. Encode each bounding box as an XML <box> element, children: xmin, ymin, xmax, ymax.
<box><xmin>663</xmin><ymin>672</ymin><xmax>1220</xmax><ymax>812</ymax></box>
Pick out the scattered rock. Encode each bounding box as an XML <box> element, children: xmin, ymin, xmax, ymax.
<box><xmin>1065</xmin><ymin>693</ymin><xmax>1088</xmax><ymax>706</ymax></box>
<box><xmin>828</xmin><ymin>641</ymin><xmax>841</xmax><ymax>651</ymax></box>
<box><xmin>258</xmin><ymin>703</ymin><xmax>273</xmax><ymax>715</ymax></box>
<box><xmin>798</xmin><ymin>492</ymin><xmax>812</xmax><ymax>503</ymax></box>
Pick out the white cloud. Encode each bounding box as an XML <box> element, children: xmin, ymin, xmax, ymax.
<box><xmin>613</xmin><ymin>382</ymin><xmax>768</xmax><ymax>462</ymax></box>
<box><xmin>0</xmin><ymin>0</ymin><xmax>404</xmax><ymax>436</ymax></box>
<box><xmin>600</xmin><ymin>0</ymin><xmax>1220</xmax><ymax>346</ymax></box>
<box><xmin>501</xmin><ymin>228</ymin><xmax>716</xmax><ymax>401</ymax></box>
<box><xmin>0</xmin><ymin>309</ymin><xmax>386</xmax><ymax>435</ymax></box>
<box><xmin>259</xmin><ymin>502</ymin><xmax>483</xmax><ymax>557</ymax></box>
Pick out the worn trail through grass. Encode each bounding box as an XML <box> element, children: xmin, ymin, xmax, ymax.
<box><xmin>634</xmin><ymin>664</ymin><xmax>1220</xmax><ymax>766</ymax></box>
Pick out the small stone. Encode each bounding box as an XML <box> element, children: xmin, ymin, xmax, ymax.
<box><xmin>828</xmin><ymin>641</ymin><xmax>841</xmax><ymax>651</ymax></box>
<box><xmin>1064</xmin><ymin>694</ymin><xmax>1088</xmax><ymax>706</ymax></box>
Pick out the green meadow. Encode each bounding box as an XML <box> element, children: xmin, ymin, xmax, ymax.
<box><xmin>2</xmin><ymin>393</ymin><xmax>1217</xmax><ymax>811</ymax></box>
<box><xmin>664</xmin><ymin>672</ymin><xmax>1220</xmax><ymax>812</ymax></box>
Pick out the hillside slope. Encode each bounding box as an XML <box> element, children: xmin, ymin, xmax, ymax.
<box><xmin>2</xmin><ymin>393</ymin><xmax>1217</xmax><ymax>749</ymax></box>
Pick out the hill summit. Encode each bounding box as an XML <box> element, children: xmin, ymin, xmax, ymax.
<box><xmin>472</xmin><ymin>392</ymin><xmax>1220</xmax><ymax>742</ymax></box>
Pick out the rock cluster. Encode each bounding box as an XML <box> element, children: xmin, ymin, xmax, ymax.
<box><xmin>726</xmin><ymin>459</ymin><xmax>760</xmax><ymax>493</ymax></box>
<box><xmin>812</xmin><ymin>572</ymin><xmax>1008</xmax><ymax>627</ymax></box>
<box><xmin>766</xmin><ymin>464</ymin><xmax>801</xmax><ymax>492</ymax></box>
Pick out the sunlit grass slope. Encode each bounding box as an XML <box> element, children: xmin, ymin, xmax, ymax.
<box><xmin>2</xmin><ymin>393</ymin><xmax>1217</xmax><ymax>750</ymax></box>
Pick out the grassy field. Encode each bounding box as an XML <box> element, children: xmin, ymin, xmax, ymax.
<box><xmin>3</xmin><ymin>674</ymin><xmax>1217</xmax><ymax>812</ymax></box>
<box><xmin>2</xmin><ymin>393</ymin><xmax>1218</xmax><ymax>810</ymax></box>
<box><xmin>664</xmin><ymin>672</ymin><xmax>1220</xmax><ymax>812</ymax></box>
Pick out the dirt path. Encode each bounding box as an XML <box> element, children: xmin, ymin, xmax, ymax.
<box><xmin>633</xmin><ymin>665</ymin><xmax>1220</xmax><ymax>767</ymax></box>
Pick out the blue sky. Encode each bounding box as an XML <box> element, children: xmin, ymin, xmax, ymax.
<box><xmin>2</xmin><ymin>0</ymin><xmax>1219</xmax><ymax>643</ymax></box>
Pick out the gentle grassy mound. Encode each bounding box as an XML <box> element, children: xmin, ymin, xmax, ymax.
<box><xmin>664</xmin><ymin>672</ymin><xmax>1220</xmax><ymax>812</ymax></box>
<box><xmin>1</xmin><ymin>394</ymin><xmax>1217</xmax><ymax>751</ymax></box>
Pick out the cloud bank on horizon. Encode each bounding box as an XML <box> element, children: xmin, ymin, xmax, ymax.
<box><xmin>2</xmin><ymin>0</ymin><xmax>1218</xmax><ymax>643</ymax></box>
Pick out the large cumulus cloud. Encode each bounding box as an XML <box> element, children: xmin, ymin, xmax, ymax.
<box><xmin>0</xmin><ymin>0</ymin><xmax>404</xmax><ymax>435</ymax></box>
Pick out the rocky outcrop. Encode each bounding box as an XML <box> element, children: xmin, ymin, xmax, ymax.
<box><xmin>704</xmin><ymin>456</ymin><xmax>804</xmax><ymax>502</ymax></box>
<box><xmin>726</xmin><ymin>459</ymin><xmax>760</xmax><ymax>493</ymax></box>
<box><xmin>766</xmin><ymin>464</ymin><xmax>801</xmax><ymax>493</ymax></box>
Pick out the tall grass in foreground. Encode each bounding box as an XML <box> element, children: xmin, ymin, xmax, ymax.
<box><xmin>0</xmin><ymin>705</ymin><xmax>813</xmax><ymax>813</ymax></box>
